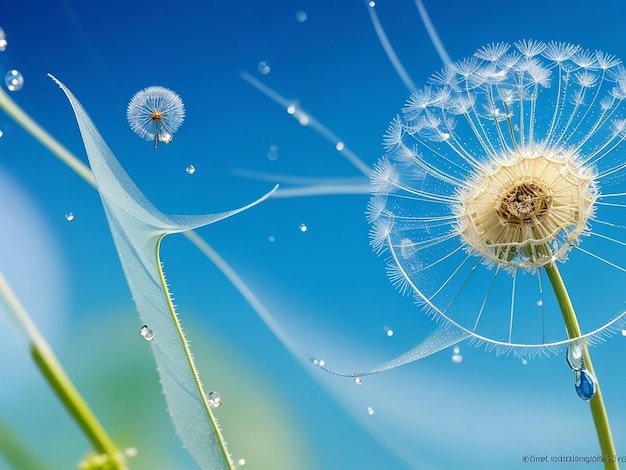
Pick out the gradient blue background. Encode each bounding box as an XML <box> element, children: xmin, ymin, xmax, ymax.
<box><xmin>1</xmin><ymin>1</ymin><xmax>626</xmax><ymax>469</ymax></box>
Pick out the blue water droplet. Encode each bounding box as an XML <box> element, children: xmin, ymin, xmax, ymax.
<box><xmin>574</xmin><ymin>369</ymin><xmax>597</xmax><ymax>401</ymax></box>
<box><xmin>566</xmin><ymin>341</ymin><xmax>584</xmax><ymax>371</ymax></box>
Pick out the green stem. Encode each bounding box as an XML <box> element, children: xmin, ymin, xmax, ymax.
<box><xmin>0</xmin><ymin>272</ymin><xmax>126</xmax><ymax>469</ymax></box>
<box><xmin>544</xmin><ymin>262</ymin><xmax>617</xmax><ymax>469</ymax></box>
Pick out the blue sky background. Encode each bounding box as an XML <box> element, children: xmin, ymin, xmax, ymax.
<box><xmin>1</xmin><ymin>1</ymin><xmax>626</xmax><ymax>469</ymax></box>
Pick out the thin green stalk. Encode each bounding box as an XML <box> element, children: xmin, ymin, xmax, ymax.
<box><xmin>544</xmin><ymin>262</ymin><xmax>617</xmax><ymax>470</ymax></box>
<box><xmin>0</xmin><ymin>272</ymin><xmax>126</xmax><ymax>470</ymax></box>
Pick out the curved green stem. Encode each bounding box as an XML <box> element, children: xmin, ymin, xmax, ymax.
<box><xmin>0</xmin><ymin>272</ymin><xmax>127</xmax><ymax>469</ymax></box>
<box><xmin>544</xmin><ymin>262</ymin><xmax>617</xmax><ymax>470</ymax></box>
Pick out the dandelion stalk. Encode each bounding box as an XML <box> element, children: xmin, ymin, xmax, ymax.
<box><xmin>544</xmin><ymin>262</ymin><xmax>617</xmax><ymax>468</ymax></box>
<box><xmin>0</xmin><ymin>272</ymin><xmax>127</xmax><ymax>469</ymax></box>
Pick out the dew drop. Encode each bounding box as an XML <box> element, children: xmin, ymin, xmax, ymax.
<box><xmin>0</xmin><ymin>129</ymin><xmax>3</xmax><ymax>138</ymax></box>
<box><xmin>64</xmin><ymin>212</ymin><xmax>74</xmax><ymax>222</ymax></box>
<box><xmin>368</xmin><ymin>1</ymin><xmax>376</xmax><ymax>7</ymax></box>
<box><xmin>295</xmin><ymin>10</ymin><xmax>308</xmax><ymax>22</ymax></box>
<box><xmin>207</xmin><ymin>391</ymin><xmax>222</xmax><ymax>408</ymax></box>
<box><xmin>124</xmin><ymin>448</ymin><xmax>138</xmax><ymax>458</ymax></box>
<box><xmin>521</xmin><ymin>358</ymin><xmax>528</xmax><ymax>365</ymax></box>
<box><xmin>367</xmin><ymin>406</ymin><xmax>375</xmax><ymax>416</ymax></box>
<box><xmin>267</xmin><ymin>144</ymin><xmax>278</xmax><ymax>161</ymax></box>
<box><xmin>258</xmin><ymin>61</ymin><xmax>271</xmax><ymax>75</ymax></box>
<box><xmin>0</xmin><ymin>28</ymin><xmax>7</xmax><ymax>52</ymax></box>
<box><xmin>298</xmin><ymin>113</ymin><xmax>309</xmax><ymax>126</ymax></box>
<box><xmin>298</xmin><ymin>223</ymin><xmax>308</xmax><ymax>233</ymax></box>
<box><xmin>139</xmin><ymin>324</ymin><xmax>154</xmax><ymax>341</ymax></box>
<box><xmin>536</xmin><ymin>299</ymin><xmax>543</xmax><ymax>307</ymax></box>
<box><xmin>566</xmin><ymin>341</ymin><xmax>584</xmax><ymax>371</ymax></box>
<box><xmin>622</xmin><ymin>329</ymin><xmax>626</xmax><ymax>336</ymax></box>
<box><xmin>268</xmin><ymin>235</ymin><xmax>276</xmax><ymax>243</ymax></box>
<box><xmin>335</xmin><ymin>141</ymin><xmax>345</xmax><ymax>151</ymax></box>
<box><xmin>451</xmin><ymin>354</ymin><xmax>463</xmax><ymax>364</ymax></box>
<box><xmin>353</xmin><ymin>377</ymin><xmax>362</xmax><ymax>385</ymax></box>
<box><xmin>574</xmin><ymin>369</ymin><xmax>597</xmax><ymax>401</ymax></box>
<box><xmin>158</xmin><ymin>131</ymin><xmax>173</xmax><ymax>144</ymax></box>
<box><xmin>237</xmin><ymin>458</ymin><xmax>246</xmax><ymax>467</ymax></box>
<box><xmin>453</xmin><ymin>346</ymin><xmax>460</xmax><ymax>354</ymax></box>
<box><xmin>185</xmin><ymin>165</ymin><xmax>196</xmax><ymax>175</ymax></box>
<box><xmin>5</xmin><ymin>70</ymin><xmax>23</xmax><ymax>91</ymax></box>
<box><xmin>384</xmin><ymin>326</ymin><xmax>394</xmax><ymax>337</ymax></box>
<box><xmin>287</xmin><ymin>104</ymin><xmax>296</xmax><ymax>115</ymax></box>
<box><xmin>311</xmin><ymin>358</ymin><xmax>325</xmax><ymax>367</ymax></box>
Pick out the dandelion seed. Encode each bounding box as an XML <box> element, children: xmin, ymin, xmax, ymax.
<box><xmin>127</xmin><ymin>86</ymin><xmax>185</xmax><ymax>150</ymax></box>
<box><xmin>370</xmin><ymin>41</ymin><xmax>626</xmax><ymax>355</ymax></box>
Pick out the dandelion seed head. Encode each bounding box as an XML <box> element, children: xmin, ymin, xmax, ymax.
<box><xmin>127</xmin><ymin>86</ymin><xmax>185</xmax><ymax>148</ymax></box>
<box><xmin>369</xmin><ymin>40</ymin><xmax>626</xmax><ymax>354</ymax></box>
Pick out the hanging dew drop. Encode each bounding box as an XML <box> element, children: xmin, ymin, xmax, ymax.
<box><xmin>353</xmin><ymin>377</ymin><xmax>362</xmax><ymax>385</ymax></box>
<box><xmin>185</xmin><ymin>165</ymin><xmax>195</xmax><ymax>175</ymax></box>
<box><xmin>367</xmin><ymin>406</ymin><xmax>375</xmax><ymax>416</ymax></box>
<box><xmin>64</xmin><ymin>212</ymin><xmax>74</xmax><ymax>222</ymax></box>
<box><xmin>158</xmin><ymin>131</ymin><xmax>173</xmax><ymax>144</ymax></box>
<box><xmin>139</xmin><ymin>324</ymin><xmax>154</xmax><ymax>341</ymax></box>
<box><xmin>384</xmin><ymin>326</ymin><xmax>394</xmax><ymax>337</ymax></box>
<box><xmin>298</xmin><ymin>223</ymin><xmax>308</xmax><ymax>232</ymax></box>
<box><xmin>207</xmin><ymin>391</ymin><xmax>222</xmax><ymax>408</ymax></box>
<box><xmin>5</xmin><ymin>70</ymin><xmax>23</xmax><ymax>91</ymax></box>
<box><xmin>566</xmin><ymin>341</ymin><xmax>584</xmax><ymax>371</ymax></box>
<box><xmin>451</xmin><ymin>354</ymin><xmax>463</xmax><ymax>363</ymax></box>
<box><xmin>258</xmin><ymin>61</ymin><xmax>271</xmax><ymax>75</ymax></box>
<box><xmin>574</xmin><ymin>369</ymin><xmax>597</xmax><ymax>401</ymax></box>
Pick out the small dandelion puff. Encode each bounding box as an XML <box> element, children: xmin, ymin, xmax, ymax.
<box><xmin>370</xmin><ymin>40</ymin><xmax>626</xmax><ymax>356</ymax></box>
<box><xmin>127</xmin><ymin>86</ymin><xmax>185</xmax><ymax>150</ymax></box>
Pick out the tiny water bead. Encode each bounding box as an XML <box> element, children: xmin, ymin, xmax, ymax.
<box><xmin>311</xmin><ymin>358</ymin><xmax>325</xmax><ymax>367</ymax></box>
<box><xmin>353</xmin><ymin>377</ymin><xmax>362</xmax><ymax>385</ymax></box>
<box><xmin>451</xmin><ymin>353</ymin><xmax>463</xmax><ymax>364</ymax></box>
<box><xmin>566</xmin><ymin>342</ymin><xmax>584</xmax><ymax>371</ymax></box>
<box><xmin>574</xmin><ymin>369</ymin><xmax>597</xmax><ymax>401</ymax></box>
<box><xmin>236</xmin><ymin>458</ymin><xmax>246</xmax><ymax>467</ymax></box>
<box><xmin>185</xmin><ymin>165</ymin><xmax>195</xmax><ymax>175</ymax></box>
<box><xmin>295</xmin><ymin>10</ymin><xmax>307</xmax><ymax>23</ymax></box>
<box><xmin>268</xmin><ymin>235</ymin><xmax>276</xmax><ymax>243</ymax></box>
<box><xmin>139</xmin><ymin>324</ymin><xmax>154</xmax><ymax>341</ymax></box>
<box><xmin>258</xmin><ymin>61</ymin><xmax>271</xmax><ymax>75</ymax></box>
<box><xmin>367</xmin><ymin>406</ymin><xmax>375</xmax><ymax>416</ymax></box>
<box><xmin>267</xmin><ymin>144</ymin><xmax>279</xmax><ymax>161</ymax></box>
<box><xmin>335</xmin><ymin>141</ymin><xmax>345</xmax><ymax>151</ymax></box>
<box><xmin>384</xmin><ymin>326</ymin><xmax>394</xmax><ymax>337</ymax></box>
<box><xmin>5</xmin><ymin>70</ymin><xmax>23</xmax><ymax>91</ymax></box>
<box><xmin>298</xmin><ymin>223</ymin><xmax>308</xmax><ymax>233</ymax></box>
<box><xmin>64</xmin><ymin>212</ymin><xmax>74</xmax><ymax>222</ymax></box>
<box><xmin>0</xmin><ymin>129</ymin><xmax>3</xmax><ymax>138</ymax></box>
<box><xmin>207</xmin><ymin>391</ymin><xmax>222</xmax><ymax>408</ymax></box>
<box><xmin>0</xmin><ymin>27</ymin><xmax>7</xmax><ymax>51</ymax></box>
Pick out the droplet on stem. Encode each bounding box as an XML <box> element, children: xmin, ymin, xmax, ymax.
<box><xmin>574</xmin><ymin>369</ymin><xmax>597</xmax><ymax>401</ymax></box>
<box><xmin>353</xmin><ymin>377</ymin><xmax>362</xmax><ymax>385</ymax></box>
<box><xmin>566</xmin><ymin>341</ymin><xmax>584</xmax><ymax>371</ymax></box>
<box><xmin>139</xmin><ymin>324</ymin><xmax>154</xmax><ymax>341</ymax></box>
<box><xmin>207</xmin><ymin>391</ymin><xmax>222</xmax><ymax>408</ymax></box>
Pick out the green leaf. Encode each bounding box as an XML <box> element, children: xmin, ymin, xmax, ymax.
<box><xmin>50</xmin><ymin>75</ymin><xmax>276</xmax><ymax>470</ymax></box>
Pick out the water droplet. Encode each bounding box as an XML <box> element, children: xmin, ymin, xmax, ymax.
<box><xmin>384</xmin><ymin>326</ymin><xmax>394</xmax><ymax>337</ymax></box>
<box><xmin>298</xmin><ymin>223</ymin><xmax>308</xmax><ymax>232</ymax></box>
<box><xmin>298</xmin><ymin>113</ymin><xmax>309</xmax><ymax>126</ymax></box>
<box><xmin>521</xmin><ymin>358</ymin><xmax>528</xmax><ymax>365</ymax></box>
<box><xmin>566</xmin><ymin>341</ymin><xmax>584</xmax><ymax>371</ymax></box>
<box><xmin>353</xmin><ymin>377</ymin><xmax>362</xmax><ymax>385</ymax></box>
<box><xmin>451</xmin><ymin>354</ymin><xmax>463</xmax><ymax>363</ymax></box>
<box><xmin>258</xmin><ymin>61</ymin><xmax>271</xmax><ymax>75</ymax></box>
<box><xmin>0</xmin><ymin>129</ymin><xmax>4</xmax><ymax>138</ymax></box>
<box><xmin>287</xmin><ymin>104</ymin><xmax>296</xmax><ymax>115</ymax></box>
<box><xmin>574</xmin><ymin>369</ymin><xmax>597</xmax><ymax>401</ymax></box>
<box><xmin>295</xmin><ymin>10</ymin><xmax>308</xmax><ymax>22</ymax></box>
<box><xmin>158</xmin><ymin>131</ymin><xmax>173</xmax><ymax>144</ymax></box>
<box><xmin>335</xmin><ymin>141</ymin><xmax>345</xmax><ymax>151</ymax></box>
<box><xmin>207</xmin><ymin>391</ymin><xmax>222</xmax><ymax>408</ymax></box>
<box><xmin>237</xmin><ymin>458</ymin><xmax>246</xmax><ymax>467</ymax></box>
<box><xmin>453</xmin><ymin>346</ymin><xmax>460</xmax><ymax>354</ymax></box>
<box><xmin>536</xmin><ymin>299</ymin><xmax>543</xmax><ymax>307</ymax></box>
<box><xmin>5</xmin><ymin>70</ymin><xmax>23</xmax><ymax>91</ymax></box>
<box><xmin>311</xmin><ymin>358</ymin><xmax>325</xmax><ymax>367</ymax></box>
<box><xmin>0</xmin><ymin>28</ymin><xmax>7</xmax><ymax>52</ymax></box>
<box><xmin>139</xmin><ymin>324</ymin><xmax>154</xmax><ymax>341</ymax></box>
<box><xmin>268</xmin><ymin>235</ymin><xmax>276</xmax><ymax>243</ymax></box>
<box><xmin>65</xmin><ymin>212</ymin><xmax>74</xmax><ymax>222</ymax></box>
<box><xmin>267</xmin><ymin>144</ymin><xmax>278</xmax><ymax>161</ymax></box>
<box><xmin>185</xmin><ymin>165</ymin><xmax>195</xmax><ymax>175</ymax></box>
<box><xmin>622</xmin><ymin>329</ymin><xmax>626</xmax><ymax>336</ymax></box>
<box><xmin>124</xmin><ymin>448</ymin><xmax>138</xmax><ymax>458</ymax></box>
<box><xmin>368</xmin><ymin>1</ymin><xmax>376</xmax><ymax>7</ymax></box>
<box><xmin>367</xmin><ymin>406</ymin><xmax>375</xmax><ymax>416</ymax></box>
